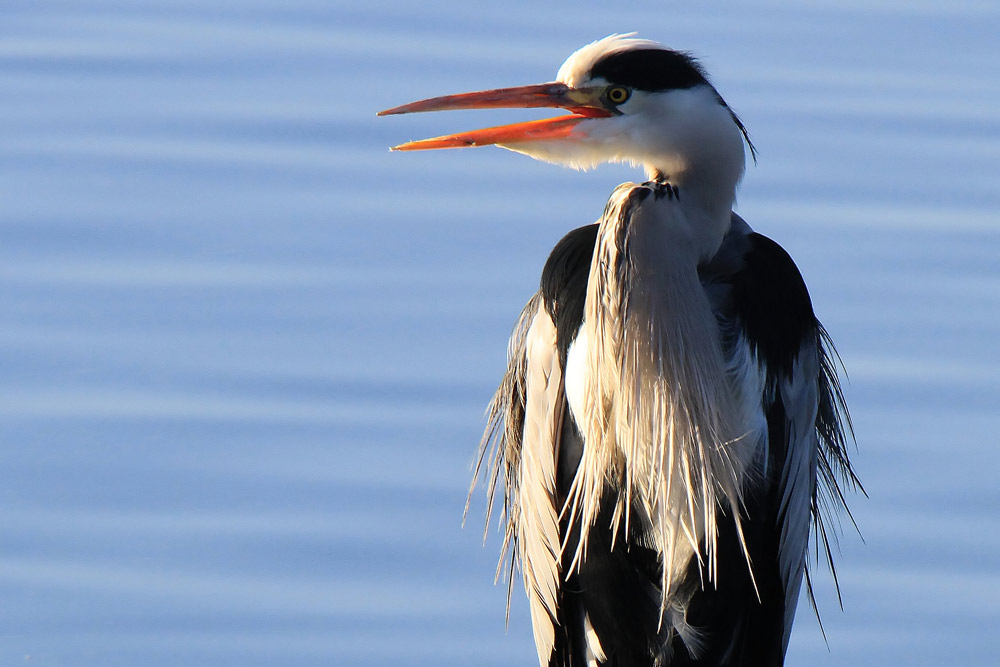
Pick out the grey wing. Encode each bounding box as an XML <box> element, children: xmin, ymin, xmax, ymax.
<box><xmin>470</xmin><ymin>292</ymin><xmax>565</xmax><ymax>666</ymax></box>
<box><xmin>774</xmin><ymin>327</ymin><xmax>862</xmax><ymax>644</ymax></box>
<box><xmin>769</xmin><ymin>339</ymin><xmax>822</xmax><ymax>651</ymax></box>
<box><xmin>701</xmin><ymin>218</ymin><xmax>862</xmax><ymax>661</ymax></box>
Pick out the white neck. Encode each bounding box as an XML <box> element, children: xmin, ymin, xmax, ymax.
<box><xmin>636</xmin><ymin>86</ymin><xmax>746</xmax><ymax>251</ymax></box>
<box><xmin>502</xmin><ymin>84</ymin><xmax>746</xmax><ymax>255</ymax></box>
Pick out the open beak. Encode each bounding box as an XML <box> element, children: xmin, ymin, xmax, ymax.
<box><xmin>377</xmin><ymin>83</ymin><xmax>610</xmax><ymax>151</ymax></box>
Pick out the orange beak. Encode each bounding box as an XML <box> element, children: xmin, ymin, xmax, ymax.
<box><xmin>377</xmin><ymin>83</ymin><xmax>611</xmax><ymax>151</ymax></box>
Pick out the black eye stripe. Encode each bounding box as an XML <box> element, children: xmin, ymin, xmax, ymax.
<box><xmin>590</xmin><ymin>48</ymin><xmax>708</xmax><ymax>92</ymax></box>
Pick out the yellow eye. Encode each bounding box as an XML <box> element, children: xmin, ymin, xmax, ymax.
<box><xmin>607</xmin><ymin>86</ymin><xmax>630</xmax><ymax>104</ymax></box>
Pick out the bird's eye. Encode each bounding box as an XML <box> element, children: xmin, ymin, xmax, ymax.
<box><xmin>606</xmin><ymin>86</ymin><xmax>631</xmax><ymax>105</ymax></box>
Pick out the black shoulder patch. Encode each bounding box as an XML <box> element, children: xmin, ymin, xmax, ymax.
<box><xmin>589</xmin><ymin>48</ymin><xmax>709</xmax><ymax>92</ymax></box>
<box><xmin>540</xmin><ymin>224</ymin><xmax>599</xmax><ymax>369</ymax></box>
<box><xmin>730</xmin><ymin>233</ymin><xmax>818</xmax><ymax>376</ymax></box>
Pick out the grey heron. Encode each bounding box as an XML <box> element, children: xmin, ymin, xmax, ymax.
<box><xmin>380</xmin><ymin>34</ymin><xmax>861</xmax><ymax>667</ymax></box>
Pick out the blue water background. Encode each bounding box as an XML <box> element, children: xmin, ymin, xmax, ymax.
<box><xmin>1</xmin><ymin>1</ymin><xmax>998</xmax><ymax>665</ymax></box>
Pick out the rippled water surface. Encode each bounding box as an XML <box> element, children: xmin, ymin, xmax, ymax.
<box><xmin>2</xmin><ymin>2</ymin><xmax>999</xmax><ymax>665</ymax></box>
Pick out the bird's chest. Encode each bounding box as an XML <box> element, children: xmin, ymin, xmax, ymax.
<box><xmin>560</xmin><ymin>186</ymin><xmax>764</xmax><ymax>588</ymax></box>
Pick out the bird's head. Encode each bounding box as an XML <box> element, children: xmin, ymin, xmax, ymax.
<box><xmin>380</xmin><ymin>34</ymin><xmax>754</xmax><ymax>203</ymax></box>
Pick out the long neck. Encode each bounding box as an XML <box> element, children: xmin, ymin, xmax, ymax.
<box><xmin>642</xmin><ymin>91</ymin><xmax>747</xmax><ymax>258</ymax></box>
<box><xmin>641</xmin><ymin>157</ymin><xmax>739</xmax><ymax>263</ymax></box>
<box><xmin>648</xmin><ymin>142</ymin><xmax>741</xmax><ymax>218</ymax></box>
<box><xmin>647</xmin><ymin>164</ymin><xmax>737</xmax><ymax>262</ymax></box>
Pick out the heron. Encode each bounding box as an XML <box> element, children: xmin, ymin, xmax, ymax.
<box><xmin>380</xmin><ymin>34</ymin><xmax>861</xmax><ymax>667</ymax></box>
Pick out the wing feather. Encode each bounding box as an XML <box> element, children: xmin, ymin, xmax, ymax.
<box><xmin>517</xmin><ymin>307</ymin><xmax>565</xmax><ymax>665</ymax></box>
<box><xmin>470</xmin><ymin>293</ymin><xmax>566</xmax><ymax>667</ymax></box>
<box><xmin>772</xmin><ymin>343</ymin><xmax>820</xmax><ymax>651</ymax></box>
